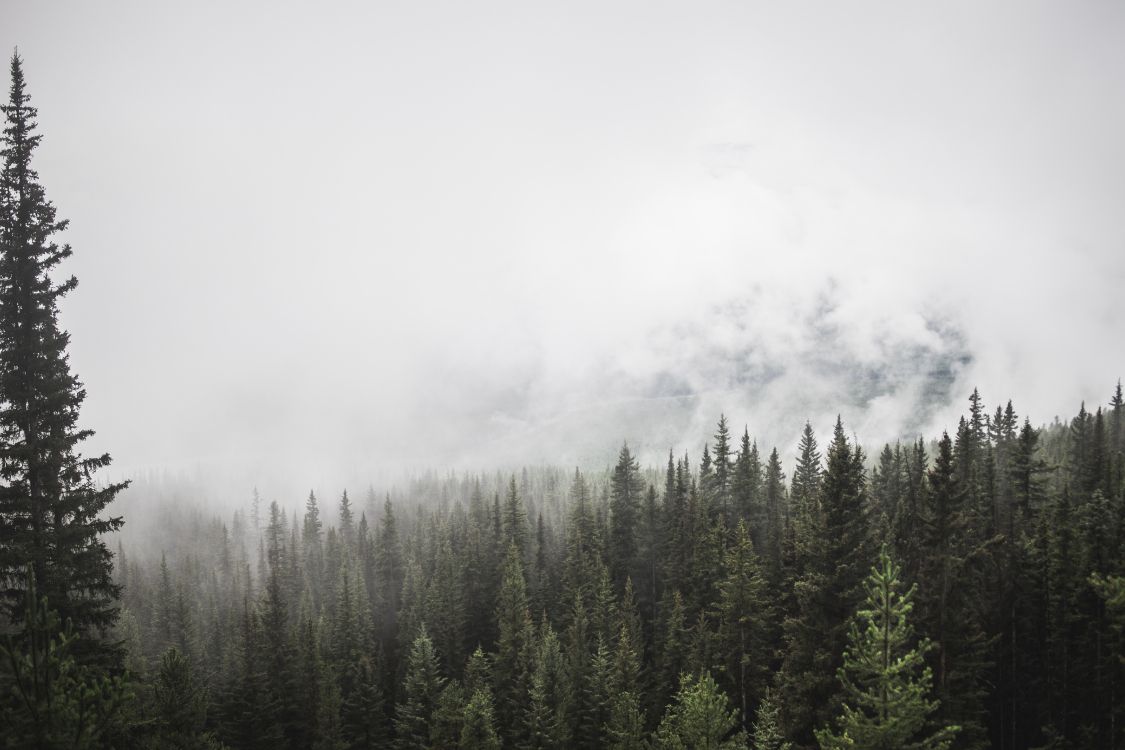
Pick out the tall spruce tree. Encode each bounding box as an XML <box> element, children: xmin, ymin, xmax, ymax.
<box><xmin>715</xmin><ymin>520</ymin><xmax>768</xmax><ymax>730</ymax></box>
<box><xmin>145</xmin><ymin>647</ymin><xmax>227</xmax><ymax>750</ymax></box>
<box><xmin>654</xmin><ymin>671</ymin><xmax>748</xmax><ymax>750</ymax></box>
<box><xmin>711</xmin><ymin>416</ymin><xmax>735</xmax><ymax>522</ymax></box>
<box><xmin>751</xmin><ymin>690</ymin><xmax>791</xmax><ymax>750</ymax></box>
<box><xmin>815</xmin><ymin>548</ymin><xmax>958</xmax><ymax>750</ymax></box>
<box><xmin>762</xmin><ymin>448</ymin><xmax>785</xmax><ymax>580</ymax></box>
<box><xmin>502</xmin><ymin>475</ymin><xmax>529</xmax><ymax>559</ymax></box>
<box><xmin>778</xmin><ymin>417</ymin><xmax>869</xmax><ymax>747</ymax></box>
<box><xmin>919</xmin><ymin>432</ymin><xmax>990</xmax><ymax>748</ymax></box>
<box><xmin>0</xmin><ymin>52</ymin><xmax>127</xmax><ymax>666</ymax></box>
<box><xmin>609</xmin><ymin>443</ymin><xmax>645</xmax><ymax>592</ymax></box>
<box><xmin>493</xmin><ymin>542</ymin><xmax>533</xmax><ymax>747</ymax></box>
<box><xmin>0</xmin><ymin>570</ymin><xmax>133</xmax><ymax>747</ymax></box>
<box><xmin>395</xmin><ymin>625</ymin><xmax>445</xmax><ymax>750</ymax></box>
<box><xmin>732</xmin><ymin>428</ymin><xmax>763</xmax><ymax>547</ymax></box>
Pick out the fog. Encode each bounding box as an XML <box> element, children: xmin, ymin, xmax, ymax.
<box><xmin>4</xmin><ymin>1</ymin><xmax>1124</xmax><ymax>502</ymax></box>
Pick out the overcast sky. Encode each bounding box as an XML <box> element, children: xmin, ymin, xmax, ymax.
<box><xmin>3</xmin><ymin>1</ymin><xmax>1124</xmax><ymax>496</ymax></box>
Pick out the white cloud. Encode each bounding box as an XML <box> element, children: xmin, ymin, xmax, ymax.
<box><xmin>1</xmin><ymin>0</ymin><xmax>1122</xmax><ymax>499</ymax></box>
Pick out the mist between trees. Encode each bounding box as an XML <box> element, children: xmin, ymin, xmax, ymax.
<box><xmin>2</xmin><ymin>48</ymin><xmax>1125</xmax><ymax>750</ymax></box>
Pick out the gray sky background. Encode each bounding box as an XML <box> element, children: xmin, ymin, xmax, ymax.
<box><xmin>3</xmin><ymin>1</ymin><xmax>1124</xmax><ymax>498</ymax></box>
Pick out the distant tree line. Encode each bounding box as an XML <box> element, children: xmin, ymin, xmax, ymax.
<box><xmin>2</xmin><ymin>51</ymin><xmax>1125</xmax><ymax>750</ymax></box>
<box><xmin>104</xmin><ymin>385</ymin><xmax>1125</xmax><ymax>750</ymax></box>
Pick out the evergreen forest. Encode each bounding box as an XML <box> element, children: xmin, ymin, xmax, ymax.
<box><xmin>2</xmin><ymin>53</ymin><xmax>1125</xmax><ymax>750</ymax></box>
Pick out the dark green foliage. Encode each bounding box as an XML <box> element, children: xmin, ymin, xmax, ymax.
<box><xmin>815</xmin><ymin>547</ymin><xmax>957</xmax><ymax>750</ymax></box>
<box><xmin>610</xmin><ymin>443</ymin><xmax>646</xmax><ymax>592</ymax></box>
<box><xmin>762</xmin><ymin>448</ymin><xmax>786</xmax><ymax>579</ymax></box>
<box><xmin>525</xmin><ymin>621</ymin><xmax>568</xmax><ymax>749</ymax></box>
<box><xmin>494</xmin><ymin>542</ymin><xmax>533</xmax><ymax>747</ymax></box>
<box><xmin>0</xmin><ymin>52</ymin><xmax>127</xmax><ymax>668</ymax></box>
<box><xmin>710</xmin><ymin>416</ymin><xmax>735</xmax><ymax>522</ymax></box>
<box><xmin>562</xmin><ymin>590</ymin><xmax>599</xmax><ymax>748</ymax></box>
<box><xmin>338</xmin><ymin>491</ymin><xmax>355</xmax><ymax>550</ymax></box>
<box><xmin>606</xmin><ymin>689</ymin><xmax>648</xmax><ymax>750</ymax></box>
<box><xmin>732</xmin><ymin>428</ymin><xmax>764</xmax><ymax>549</ymax></box>
<box><xmin>0</xmin><ymin>574</ymin><xmax>133</xmax><ymax>748</ymax></box>
<box><xmin>144</xmin><ymin>648</ymin><xmax>228</xmax><ymax>750</ymax></box>
<box><xmin>777</xmin><ymin>418</ymin><xmax>871</xmax><ymax>746</ymax></box>
<box><xmin>790</xmin><ymin>422</ymin><xmax>822</xmax><ymax>544</ymax></box>
<box><xmin>220</xmin><ymin>595</ymin><xmax>284</xmax><ymax>750</ymax></box>
<box><xmin>654</xmin><ymin>671</ymin><xmax>747</xmax><ymax>750</ymax></box>
<box><xmin>918</xmin><ymin>433</ymin><xmax>991</xmax><ymax>748</ymax></box>
<box><xmin>15</xmin><ymin>366</ymin><xmax>1114</xmax><ymax>750</ymax></box>
<box><xmin>395</xmin><ymin>625</ymin><xmax>445</xmax><ymax>750</ymax></box>
<box><xmin>502</xmin><ymin>475</ymin><xmax>529</xmax><ymax>559</ymax></box>
<box><xmin>715</xmin><ymin>520</ymin><xmax>768</xmax><ymax>729</ymax></box>
<box><xmin>430</xmin><ymin>680</ymin><xmax>466</xmax><ymax>748</ymax></box>
<box><xmin>656</xmin><ymin>589</ymin><xmax>690</xmax><ymax>710</ymax></box>
<box><xmin>375</xmin><ymin>497</ymin><xmax>404</xmax><ymax>656</ymax></box>
<box><xmin>82</xmin><ymin>387</ymin><xmax>1125</xmax><ymax>749</ymax></box>
<box><xmin>751</xmin><ymin>690</ymin><xmax>791</xmax><ymax>750</ymax></box>
<box><xmin>341</xmin><ymin>653</ymin><xmax>388</xmax><ymax>749</ymax></box>
<box><xmin>461</xmin><ymin>685</ymin><xmax>502</xmax><ymax>750</ymax></box>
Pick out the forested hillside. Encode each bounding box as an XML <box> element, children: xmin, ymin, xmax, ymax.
<box><xmin>103</xmin><ymin>391</ymin><xmax>1125</xmax><ymax>750</ymax></box>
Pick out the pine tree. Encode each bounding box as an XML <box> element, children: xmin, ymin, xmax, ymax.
<box><xmin>0</xmin><ymin>570</ymin><xmax>133</xmax><ymax>747</ymax></box>
<box><xmin>303</xmin><ymin>491</ymin><xmax>325</xmax><ymax>606</ymax></box>
<box><xmin>221</xmin><ymin>593</ymin><xmax>283</xmax><ymax>749</ymax></box>
<box><xmin>431</xmin><ymin>680</ymin><xmax>467</xmax><ymax>748</ymax></box>
<box><xmin>1010</xmin><ymin>420</ymin><xmax>1048</xmax><ymax>523</ymax></box>
<box><xmin>563</xmin><ymin>469</ymin><xmax>600</xmax><ymax>615</ymax></box>
<box><xmin>815</xmin><ymin>547</ymin><xmax>958</xmax><ymax>750</ymax></box>
<box><xmin>0</xmin><ymin>52</ymin><xmax>128</xmax><ymax>667</ymax></box>
<box><xmin>494</xmin><ymin>542</ymin><xmax>533</xmax><ymax>747</ymax></box>
<box><xmin>762</xmin><ymin>448</ymin><xmax>785</xmax><ymax>579</ymax></box>
<box><xmin>1045</xmin><ymin>484</ymin><xmax>1080</xmax><ymax>741</ymax></box>
<box><xmin>340</xmin><ymin>652</ymin><xmax>388</xmax><ymax>749</ymax></box>
<box><xmin>146</xmin><ymin>647</ymin><xmax>227</xmax><ymax>750</ymax></box>
<box><xmin>777</xmin><ymin>418</ymin><xmax>869</xmax><ymax>746</ymax></box>
<box><xmin>293</xmin><ymin>600</ymin><xmax>324</xmax><ymax>750</ymax></box>
<box><xmin>750</xmin><ymin>690</ymin><xmax>791</xmax><ymax>750</ymax></box>
<box><xmin>526</xmin><ymin>620</ymin><xmax>569</xmax><ymax>749</ymax></box>
<box><xmin>870</xmin><ymin>443</ymin><xmax>902</xmax><ymax>544</ymax></box>
<box><xmin>260</xmin><ymin>501</ymin><xmax>297</xmax><ymax>745</ymax></box>
<box><xmin>587</xmin><ymin>637</ymin><xmax>615</xmax><ymax>747</ymax></box>
<box><xmin>732</xmin><ymin>428</ymin><xmax>763</xmax><ymax>545</ymax></box>
<box><xmin>606</xmin><ymin>689</ymin><xmax>648</xmax><ymax>750</ymax></box>
<box><xmin>375</xmin><ymin>497</ymin><xmax>404</xmax><ymax>663</ymax></box>
<box><xmin>790</xmin><ymin>422</ymin><xmax>823</xmax><ymax>537</ymax></box>
<box><xmin>664</xmin><ymin>453</ymin><xmax>690</xmax><ymax>595</ymax></box>
<box><xmin>895</xmin><ymin>439</ymin><xmax>928</xmax><ymax>588</ymax></box>
<box><xmin>711</xmin><ymin>416</ymin><xmax>735</xmax><ymax>522</ymax></box>
<box><xmin>610</xmin><ymin>443</ymin><xmax>645</xmax><ymax>592</ymax></box>
<box><xmin>563</xmin><ymin>590</ymin><xmax>598</xmax><ymax>749</ymax></box>
<box><xmin>656</xmin><ymin>589</ymin><xmax>690</xmax><ymax>711</ymax></box>
<box><xmin>653</xmin><ymin>671</ymin><xmax>747</xmax><ymax>750</ymax></box>
<box><xmin>395</xmin><ymin>625</ymin><xmax>445</xmax><ymax>750</ymax></box>
<box><xmin>715</xmin><ymin>520</ymin><xmax>768</xmax><ymax>729</ymax></box>
<box><xmin>503</xmin><ymin>475</ymin><xmax>530</xmax><ymax>559</ymax></box>
<box><xmin>427</xmin><ymin>522</ymin><xmax>466</xmax><ymax>673</ymax></box>
<box><xmin>638</xmin><ymin>484</ymin><xmax>662</xmax><ymax>633</ymax></box>
<box><xmin>339</xmin><ymin>490</ymin><xmax>355</xmax><ymax>551</ymax></box>
<box><xmin>615</xmin><ymin>577</ymin><xmax>644</xmax><ymax>693</ymax></box>
<box><xmin>607</xmin><ymin>583</ymin><xmax>647</xmax><ymax>749</ymax></box>
<box><xmin>1109</xmin><ymin>380</ymin><xmax>1124</xmax><ymax>494</ymax></box>
<box><xmin>152</xmin><ymin>553</ymin><xmax>176</xmax><ymax>658</ymax></box>
<box><xmin>460</xmin><ymin>685</ymin><xmax>502</xmax><ymax>750</ymax></box>
<box><xmin>918</xmin><ymin>432</ymin><xmax>990</xmax><ymax>748</ymax></box>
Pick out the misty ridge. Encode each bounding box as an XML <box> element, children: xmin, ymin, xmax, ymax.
<box><xmin>109</xmin><ymin>283</ymin><xmax>973</xmax><ymax>530</ymax></box>
<box><xmin>3</xmin><ymin>2</ymin><xmax>1125</xmax><ymax>750</ymax></box>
